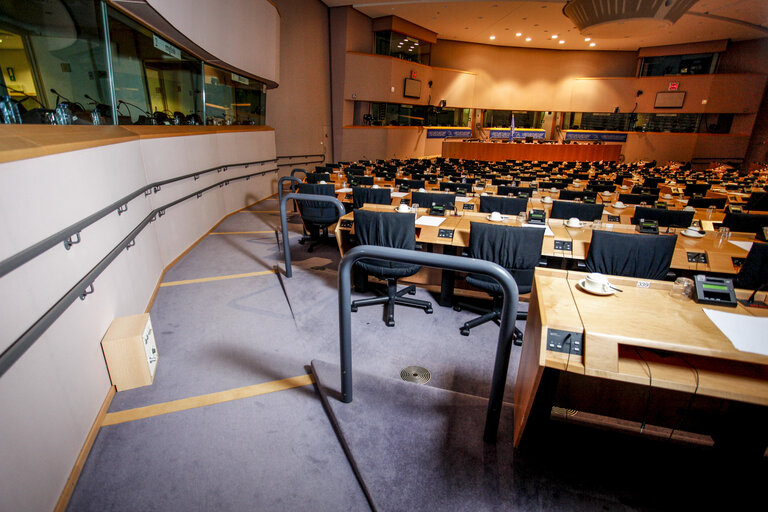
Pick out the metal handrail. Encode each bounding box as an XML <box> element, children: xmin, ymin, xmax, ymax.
<box><xmin>290</xmin><ymin>168</ymin><xmax>309</xmax><ymax>177</ymax></box>
<box><xmin>277</xmin><ymin>176</ymin><xmax>302</xmax><ymax>204</ymax></box>
<box><xmin>337</xmin><ymin>245</ymin><xmax>519</xmax><ymax>443</ymax></box>
<box><xmin>0</xmin><ymin>158</ymin><xmax>278</xmax><ymax>280</ymax></box>
<box><xmin>0</xmin><ymin>167</ymin><xmax>278</xmax><ymax>379</ymax></box>
<box><xmin>279</xmin><ymin>193</ymin><xmax>345</xmax><ymax>278</ymax></box>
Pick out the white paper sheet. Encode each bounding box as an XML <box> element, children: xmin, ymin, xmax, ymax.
<box><xmin>729</xmin><ymin>240</ymin><xmax>754</xmax><ymax>252</ymax></box>
<box><xmin>391</xmin><ymin>192</ymin><xmax>408</xmax><ymax>198</ymax></box>
<box><xmin>415</xmin><ymin>216</ymin><xmax>446</xmax><ymax>227</ymax></box>
<box><xmin>703</xmin><ymin>308</ymin><xmax>768</xmax><ymax>356</ymax></box>
<box><xmin>335</xmin><ymin>187</ymin><xmax>352</xmax><ymax>193</ymax></box>
<box><xmin>454</xmin><ymin>196</ymin><xmax>472</xmax><ymax>202</ymax></box>
<box><xmin>522</xmin><ymin>223</ymin><xmax>555</xmax><ymax>236</ymax></box>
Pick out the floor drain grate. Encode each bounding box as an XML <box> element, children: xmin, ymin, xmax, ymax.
<box><xmin>400</xmin><ymin>366</ymin><xmax>431</xmax><ymax>384</ymax></box>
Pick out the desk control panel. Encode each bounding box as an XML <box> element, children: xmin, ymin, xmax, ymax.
<box><xmin>607</xmin><ymin>215</ymin><xmax>620</xmax><ymax>223</ymax></box>
<box><xmin>437</xmin><ymin>229</ymin><xmax>454</xmax><ymax>239</ymax></box>
<box><xmin>340</xmin><ymin>219</ymin><xmax>353</xmax><ymax>229</ymax></box>
<box><xmin>687</xmin><ymin>252</ymin><xmax>708</xmax><ymax>264</ymax></box>
<box><xmin>554</xmin><ymin>240</ymin><xmax>573</xmax><ymax>252</ymax></box>
<box><xmin>462</xmin><ymin>203</ymin><xmax>475</xmax><ymax>210</ymax></box>
<box><xmin>546</xmin><ymin>329</ymin><xmax>583</xmax><ymax>356</ymax></box>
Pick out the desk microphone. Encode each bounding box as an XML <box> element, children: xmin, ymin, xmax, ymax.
<box><xmin>743</xmin><ymin>283</ymin><xmax>768</xmax><ymax>307</ymax></box>
<box><xmin>50</xmin><ymin>88</ymin><xmax>71</xmax><ymax>105</ymax></box>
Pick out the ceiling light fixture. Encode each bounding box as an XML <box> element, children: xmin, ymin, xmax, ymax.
<box><xmin>489</xmin><ymin>35</ymin><xmax>496</xmax><ymax>40</ymax></box>
<box><xmin>589</xmin><ymin>42</ymin><xmax>596</xmax><ymax>47</ymax></box>
<box><xmin>559</xmin><ymin>40</ymin><xmax>565</xmax><ymax>44</ymax></box>
<box><xmin>584</xmin><ymin>37</ymin><xmax>591</xmax><ymax>41</ymax></box>
<box><xmin>515</xmin><ymin>32</ymin><xmax>522</xmax><ymax>36</ymax></box>
<box><xmin>551</xmin><ymin>34</ymin><xmax>558</xmax><ymax>39</ymax></box>
<box><xmin>525</xmin><ymin>37</ymin><xmax>532</xmax><ymax>42</ymax></box>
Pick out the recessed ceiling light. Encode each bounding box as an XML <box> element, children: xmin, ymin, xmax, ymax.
<box><xmin>551</xmin><ymin>35</ymin><xmax>558</xmax><ymax>39</ymax></box>
<box><xmin>589</xmin><ymin>42</ymin><xmax>596</xmax><ymax>47</ymax></box>
<box><xmin>584</xmin><ymin>37</ymin><xmax>591</xmax><ymax>41</ymax></box>
<box><xmin>525</xmin><ymin>37</ymin><xmax>532</xmax><ymax>42</ymax></box>
<box><xmin>515</xmin><ymin>32</ymin><xmax>522</xmax><ymax>37</ymax></box>
<box><xmin>414</xmin><ymin>42</ymin><xmax>419</xmax><ymax>45</ymax></box>
<box><xmin>559</xmin><ymin>40</ymin><xmax>565</xmax><ymax>44</ymax></box>
<box><xmin>490</xmin><ymin>35</ymin><xmax>496</xmax><ymax>40</ymax></box>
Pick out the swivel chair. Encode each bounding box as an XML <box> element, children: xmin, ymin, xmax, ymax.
<box><xmin>585</xmin><ymin>230</ymin><xmax>677</xmax><ymax>280</ymax></box>
<box><xmin>296</xmin><ymin>183</ymin><xmax>340</xmax><ymax>252</ymax></box>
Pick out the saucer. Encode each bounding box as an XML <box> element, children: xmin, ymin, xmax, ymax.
<box><xmin>620</xmin><ymin>185</ymin><xmax>629</xmax><ymax>190</ymax></box>
<box><xmin>565</xmin><ymin>221</ymin><xmax>583</xmax><ymax>228</ymax></box>
<box><xmin>486</xmin><ymin>215</ymin><xmax>507</xmax><ymax>222</ymax></box>
<box><xmin>601</xmin><ymin>191</ymin><xmax>613</xmax><ymax>196</ymax></box>
<box><xmin>612</xmin><ymin>203</ymin><xmax>626</xmax><ymax>209</ymax></box>
<box><xmin>681</xmin><ymin>229</ymin><xmax>705</xmax><ymax>238</ymax></box>
<box><xmin>577</xmin><ymin>280</ymin><xmax>616</xmax><ymax>296</ymax></box>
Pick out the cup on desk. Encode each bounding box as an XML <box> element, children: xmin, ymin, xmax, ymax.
<box><xmin>682</xmin><ymin>226</ymin><xmax>701</xmax><ymax>237</ymax></box>
<box><xmin>584</xmin><ymin>273</ymin><xmax>610</xmax><ymax>293</ymax></box>
<box><xmin>372</xmin><ymin>184</ymin><xmax>380</xmax><ymax>189</ymax></box>
<box><xmin>683</xmin><ymin>206</ymin><xmax>695</xmax><ymax>212</ymax></box>
<box><xmin>613</xmin><ymin>201</ymin><xmax>625</xmax><ymax>208</ymax></box>
<box><xmin>418</xmin><ymin>188</ymin><xmax>426</xmax><ymax>192</ymax></box>
<box><xmin>480</xmin><ymin>192</ymin><xmax>488</xmax><ymax>196</ymax></box>
<box><xmin>319</xmin><ymin>180</ymin><xmax>327</xmax><ymax>184</ymax></box>
<box><xmin>565</xmin><ymin>217</ymin><xmax>581</xmax><ymax>228</ymax></box>
<box><xmin>411</xmin><ymin>203</ymin><xmax>419</xmax><ymax>212</ymax></box>
<box><xmin>662</xmin><ymin>193</ymin><xmax>673</xmax><ymax>200</ymax></box>
<box><xmin>489</xmin><ymin>211</ymin><xmax>503</xmax><ymax>222</ymax></box>
<box><xmin>542</xmin><ymin>196</ymin><xmax>553</xmax><ymax>204</ymax></box>
<box><xmin>397</xmin><ymin>203</ymin><xmax>410</xmax><ymax>213</ymax></box>
<box><xmin>669</xmin><ymin>277</ymin><xmax>694</xmax><ymax>300</ymax></box>
<box><xmin>592</xmin><ymin>219</ymin><xmax>602</xmax><ymax>230</ymax></box>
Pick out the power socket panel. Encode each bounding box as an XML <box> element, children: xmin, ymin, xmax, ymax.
<box><xmin>546</xmin><ymin>329</ymin><xmax>583</xmax><ymax>355</ymax></box>
<box><xmin>554</xmin><ymin>240</ymin><xmax>573</xmax><ymax>251</ymax></box>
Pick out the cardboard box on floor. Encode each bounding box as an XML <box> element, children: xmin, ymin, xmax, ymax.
<box><xmin>101</xmin><ymin>314</ymin><xmax>158</xmax><ymax>391</ymax></box>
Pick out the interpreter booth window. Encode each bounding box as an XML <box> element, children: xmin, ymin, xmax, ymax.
<box><xmin>374</xmin><ymin>31</ymin><xmax>430</xmax><ymax>65</ymax></box>
<box><xmin>203</xmin><ymin>65</ymin><xmax>266</xmax><ymax>125</ymax></box>
<box><xmin>483</xmin><ymin>110</ymin><xmax>544</xmax><ymax>129</ymax></box>
<box><xmin>640</xmin><ymin>53</ymin><xmax>718</xmax><ymax>77</ymax></box>
<box><xmin>0</xmin><ymin>0</ymin><xmax>111</xmax><ymax>124</ymax></box>
<box><xmin>357</xmin><ymin>102</ymin><xmax>467</xmax><ymax>127</ymax></box>
<box><xmin>565</xmin><ymin>112</ymin><xmax>702</xmax><ymax>133</ymax></box>
<box><xmin>107</xmin><ymin>8</ymin><xmax>203</xmax><ymax>125</ymax></box>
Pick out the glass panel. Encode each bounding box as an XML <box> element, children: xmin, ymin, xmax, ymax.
<box><xmin>483</xmin><ymin>110</ymin><xmax>544</xmax><ymax>129</ymax></box>
<box><xmin>203</xmin><ymin>64</ymin><xmax>265</xmax><ymax>125</ymax></box>
<box><xmin>565</xmin><ymin>112</ymin><xmax>703</xmax><ymax>133</ymax></box>
<box><xmin>0</xmin><ymin>0</ymin><xmax>110</xmax><ymax>124</ymax></box>
<box><xmin>359</xmin><ymin>102</ymin><xmax>468</xmax><ymax>127</ymax></box>
<box><xmin>640</xmin><ymin>53</ymin><xmax>717</xmax><ymax>77</ymax></box>
<box><xmin>374</xmin><ymin>30</ymin><xmax>430</xmax><ymax>65</ymax></box>
<box><xmin>107</xmin><ymin>8</ymin><xmax>202</xmax><ymax>125</ymax></box>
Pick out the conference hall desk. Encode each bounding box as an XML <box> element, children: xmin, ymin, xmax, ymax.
<box><xmin>514</xmin><ymin>268</ymin><xmax>768</xmax><ymax>454</ymax></box>
<box><xmin>442</xmin><ymin>140</ymin><xmax>622</xmax><ymax>162</ymax></box>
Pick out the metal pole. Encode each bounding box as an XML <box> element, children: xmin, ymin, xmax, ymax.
<box><xmin>336</xmin><ymin>245</ymin><xmax>519</xmax><ymax>442</ymax></box>
<box><xmin>100</xmin><ymin>1</ymin><xmax>119</xmax><ymax>125</ymax></box>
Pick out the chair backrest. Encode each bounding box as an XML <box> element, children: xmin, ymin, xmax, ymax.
<box><xmin>497</xmin><ymin>185</ymin><xmax>533</xmax><ymax>197</ymax></box>
<box><xmin>297</xmin><ymin>183</ymin><xmax>338</xmax><ymax>224</ymax></box>
<box><xmin>721</xmin><ymin>212</ymin><xmax>768</xmax><ymax>234</ymax></box>
<box><xmin>305</xmin><ymin>172</ymin><xmax>330</xmax><ymax>184</ymax></box>
<box><xmin>468</xmin><ymin>222</ymin><xmax>545</xmax><ymax>292</ymax></box>
<box><xmin>550</xmin><ymin>201</ymin><xmax>604</xmax><ymax>221</ymax></box>
<box><xmin>411</xmin><ymin>191</ymin><xmax>456</xmax><ymax>209</ymax></box>
<box><xmin>735</xmin><ymin>242</ymin><xmax>768</xmax><ymax>290</ymax></box>
<box><xmin>439</xmin><ymin>181</ymin><xmax>471</xmax><ymax>193</ymax></box>
<box><xmin>686</xmin><ymin>196</ymin><xmax>727</xmax><ymax>210</ymax></box>
<box><xmin>745</xmin><ymin>192</ymin><xmax>768</xmax><ymax>212</ymax></box>
<box><xmin>479</xmin><ymin>195</ymin><xmax>528</xmax><ymax>215</ymax></box>
<box><xmin>684</xmin><ymin>183</ymin><xmax>710</xmax><ymax>197</ymax></box>
<box><xmin>354</xmin><ymin>209</ymin><xmax>415</xmax><ymax>250</ymax></box>
<box><xmin>395</xmin><ymin>178</ymin><xmax>425</xmax><ymax>190</ymax></box>
<box><xmin>586</xmin><ymin>230</ymin><xmax>677</xmax><ymax>280</ymax></box>
<box><xmin>558</xmin><ymin>190</ymin><xmax>597</xmax><ymax>202</ymax></box>
<box><xmin>352</xmin><ymin>187</ymin><xmax>391</xmax><ymax>209</ymax></box>
<box><xmin>349</xmin><ymin>175</ymin><xmax>374</xmax><ymax>186</ymax></box>
<box><xmin>633</xmin><ymin>206</ymin><xmax>695</xmax><ymax>228</ymax></box>
<box><xmin>618</xmin><ymin>193</ymin><xmax>657</xmax><ymax>205</ymax></box>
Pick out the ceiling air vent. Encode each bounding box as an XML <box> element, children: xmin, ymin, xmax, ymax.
<box><xmin>563</xmin><ymin>0</ymin><xmax>699</xmax><ymax>38</ymax></box>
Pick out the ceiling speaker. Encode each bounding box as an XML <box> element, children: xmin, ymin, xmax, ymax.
<box><xmin>563</xmin><ymin>0</ymin><xmax>698</xmax><ymax>38</ymax></box>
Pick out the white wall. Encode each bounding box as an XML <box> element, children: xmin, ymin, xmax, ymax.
<box><xmin>0</xmin><ymin>129</ymin><xmax>277</xmax><ymax>512</ymax></box>
<box><xmin>146</xmin><ymin>0</ymin><xmax>280</xmax><ymax>84</ymax></box>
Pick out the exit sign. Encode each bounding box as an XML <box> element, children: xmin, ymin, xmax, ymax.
<box><xmin>668</xmin><ymin>82</ymin><xmax>679</xmax><ymax>91</ymax></box>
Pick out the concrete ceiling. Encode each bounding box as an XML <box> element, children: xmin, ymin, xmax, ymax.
<box><xmin>322</xmin><ymin>0</ymin><xmax>768</xmax><ymax>51</ymax></box>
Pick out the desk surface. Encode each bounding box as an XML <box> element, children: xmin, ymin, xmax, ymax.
<box><xmin>513</xmin><ymin>268</ymin><xmax>768</xmax><ymax>448</ymax></box>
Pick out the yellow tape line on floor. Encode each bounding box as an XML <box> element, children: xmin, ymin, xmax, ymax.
<box><xmin>102</xmin><ymin>374</ymin><xmax>315</xmax><ymax>426</ymax></box>
<box><xmin>160</xmin><ymin>269</ymin><xmax>275</xmax><ymax>287</ymax></box>
<box><xmin>209</xmin><ymin>230</ymin><xmax>275</xmax><ymax>235</ymax></box>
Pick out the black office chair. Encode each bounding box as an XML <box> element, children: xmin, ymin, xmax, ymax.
<box><xmin>632</xmin><ymin>206</ymin><xmax>695</xmax><ymax>228</ymax></box>
<box><xmin>455</xmin><ymin>222</ymin><xmax>544</xmax><ymax>341</ymax></box>
<box><xmin>395</xmin><ymin>178</ymin><xmax>425</xmax><ymax>190</ymax></box>
<box><xmin>721</xmin><ymin>212</ymin><xmax>768</xmax><ymax>235</ymax></box>
<box><xmin>478</xmin><ymin>195</ymin><xmax>528</xmax><ymax>216</ymax></box>
<box><xmin>550</xmin><ymin>201</ymin><xmax>604</xmax><ymax>222</ymax></box>
<box><xmin>497</xmin><ymin>185</ymin><xmax>534</xmax><ymax>197</ymax></box>
<box><xmin>349</xmin><ymin>175</ymin><xmax>374</xmax><ymax>186</ymax></box>
<box><xmin>618</xmin><ymin>193</ymin><xmax>657</xmax><ymax>205</ymax></box>
<box><xmin>558</xmin><ymin>190</ymin><xmax>597</xmax><ymax>202</ymax></box>
<box><xmin>305</xmin><ymin>172</ymin><xmax>330</xmax><ymax>184</ymax></box>
<box><xmin>352</xmin><ymin>187</ymin><xmax>391</xmax><ymax>210</ymax></box>
<box><xmin>686</xmin><ymin>197</ymin><xmax>727</xmax><ymax>210</ymax></box>
<box><xmin>684</xmin><ymin>183</ymin><xmax>710</xmax><ymax>197</ymax></box>
<box><xmin>296</xmin><ymin>183</ymin><xmax>340</xmax><ymax>252</ymax></box>
<box><xmin>410</xmin><ymin>191</ymin><xmax>456</xmax><ymax>210</ymax></box>
<box><xmin>585</xmin><ymin>230</ymin><xmax>677</xmax><ymax>280</ymax></box>
<box><xmin>735</xmin><ymin>242</ymin><xmax>768</xmax><ymax>292</ymax></box>
<box><xmin>351</xmin><ymin>210</ymin><xmax>433</xmax><ymax>327</ymax></box>
<box><xmin>745</xmin><ymin>192</ymin><xmax>768</xmax><ymax>212</ymax></box>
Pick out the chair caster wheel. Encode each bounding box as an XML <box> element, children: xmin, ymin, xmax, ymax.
<box><xmin>386</xmin><ymin>319</ymin><xmax>395</xmax><ymax>327</ymax></box>
<box><xmin>453</xmin><ymin>305</ymin><xmax>462</xmax><ymax>312</ymax></box>
<box><xmin>460</xmin><ymin>328</ymin><xmax>470</xmax><ymax>336</ymax></box>
<box><xmin>351</xmin><ymin>305</ymin><xmax>358</xmax><ymax>312</ymax></box>
<box><xmin>408</xmin><ymin>288</ymin><xmax>416</xmax><ymax>295</ymax></box>
<box><xmin>425</xmin><ymin>306</ymin><xmax>433</xmax><ymax>314</ymax></box>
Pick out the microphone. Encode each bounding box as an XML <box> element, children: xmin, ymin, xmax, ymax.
<box><xmin>50</xmin><ymin>88</ymin><xmax>71</xmax><ymax>105</ymax></box>
<box><xmin>745</xmin><ymin>283</ymin><xmax>768</xmax><ymax>306</ymax></box>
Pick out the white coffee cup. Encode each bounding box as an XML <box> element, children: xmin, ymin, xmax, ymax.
<box><xmin>662</xmin><ymin>193</ymin><xmax>673</xmax><ymax>199</ymax></box>
<box><xmin>542</xmin><ymin>196</ymin><xmax>553</xmax><ymax>204</ymax></box>
<box><xmin>683</xmin><ymin>226</ymin><xmax>699</xmax><ymax>236</ymax></box>
<box><xmin>573</xmin><ymin>179</ymin><xmax>581</xmax><ymax>184</ymax></box>
<box><xmin>480</xmin><ymin>192</ymin><xmax>488</xmax><ymax>196</ymax></box>
<box><xmin>397</xmin><ymin>203</ymin><xmax>410</xmax><ymax>213</ymax></box>
<box><xmin>418</xmin><ymin>187</ymin><xmax>426</xmax><ymax>192</ymax></box>
<box><xmin>601</xmin><ymin>191</ymin><xmax>612</xmax><ymax>196</ymax></box>
<box><xmin>566</xmin><ymin>217</ymin><xmax>581</xmax><ymax>228</ymax></box>
<box><xmin>372</xmin><ymin>184</ymin><xmax>380</xmax><ymax>189</ymax></box>
<box><xmin>550</xmin><ymin>187</ymin><xmax>558</xmax><ymax>193</ymax></box>
<box><xmin>620</xmin><ymin>185</ymin><xmax>629</xmax><ymax>189</ymax></box>
<box><xmin>613</xmin><ymin>201</ymin><xmax>625</xmax><ymax>208</ymax></box>
<box><xmin>584</xmin><ymin>272</ymin><xmax>610</xmax><ymax>292</ymax></box>
<box><xmin>683</xmin><ymin>205</ymin><xmax>695</xmax><ymax>212</ymax></box>
<box><xmin>489</xmin><ymin>211</ymin><xmax>503</xmax><ymax>221</ymax></box>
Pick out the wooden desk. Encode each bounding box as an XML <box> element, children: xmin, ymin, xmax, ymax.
<box><xmin>513</xmin><ymin>268</ymin><xmax>768</xmax><ymax>451</ymax></box>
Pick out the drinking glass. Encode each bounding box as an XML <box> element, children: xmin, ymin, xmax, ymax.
<box><xmin>718</xmin><ymin>226</ymin><xmax>730</xmax><ymax>240</ymax></box>
<box><xmin>592</xmin><ymin>219</ymin><xmax>602</xmax><ymax>230</ymax></box>
<box><xmin>669</xmin><ymin>277</ymin><xmax>694</xmax><ymax>300</ymax></box>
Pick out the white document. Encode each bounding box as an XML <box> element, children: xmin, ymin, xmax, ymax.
<box><xmin>335</xmin><ymin>187</ymin><xmax>352</xmax><ymax>193</ymax></box>
<box><xmin>703</xmin><ymin>308</ymin><xmax>768</xmax><ymax>356</ymax></box>
<box><xmin>729</xmin><ymin>240</ymin><xmax>754</xmax><ymax>252</ymax></box>
<box><xmin>415</xmin><ymin>216</ymin><xmax>446</xmax><ymax>227</ymax></box>
<box><xmin>522</xmin><ymin>223</ymin><xmax>555</xmax><ymax>237</ymax></box>
<box><xmin>391</xmin><ymin>191</ymin><xmax>408</xmax><ymax>198</ymax></box>
<box><xmin>454</xmin><ymin>196</ymin><xmax>472</xmax><ymax>202</ymax></box>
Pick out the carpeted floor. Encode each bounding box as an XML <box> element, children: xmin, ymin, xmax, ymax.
<box><xmin>68</xmin><ymin>197</ymin><xmax>765</xmax><ymax>511</ymax></box>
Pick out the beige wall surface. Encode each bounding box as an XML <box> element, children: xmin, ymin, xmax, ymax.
<box><xmin>0</xmin><ymin>132</ymin><xmax>277</xmax><ymax>512</ymax></box>
<box><xmin>267</xmin><ymin>0</ymin><xmax>333</xmax><ymax>161</ymax></box>
<box><xmin>146</xmin><ymin>0</ymin><xmax>280</xmax><ymax>83</ymax></box>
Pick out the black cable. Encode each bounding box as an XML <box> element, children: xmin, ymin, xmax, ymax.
<box><xmin>634</xmin><ymin>348</ymin><xmax>653</xmax><ymax>433</ymax></box>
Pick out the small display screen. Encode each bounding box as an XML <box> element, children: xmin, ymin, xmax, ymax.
<box><xmin>703</xmin><ymin>283</ymin><xmax>729</xmax><ymax>291</ymax></box>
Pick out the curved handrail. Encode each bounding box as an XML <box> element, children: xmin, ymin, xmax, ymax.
<box><xmin>279</xmin><ymin>193</ymin><xmax>345</xmax><ymax>278</ymax></box>
<box><xmin>0</xmin><ymin>158</ymin><xmax>278</xmax><ymax>280</ymax></box>
<box><xmin>290</xmin><ymin>168</ymin><xmax>309</xmax><ymax>177</ymax></box>
<box><xmin>277</xmin><ymin>176</ymin><xmax>302</xmax><ymax>205</ymax></box>
<box><xmin>337</xmin><ymin>245</ymin><xmax>519</xmax><ymax>443</ymax></box>
<box><xmin>0</xmin><ymin>167</ymin><xmax>277</xmax><ymax>379</ymax></box>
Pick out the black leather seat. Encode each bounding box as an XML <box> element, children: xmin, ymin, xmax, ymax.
<box><xmin>550</xmin><ymin>200</ymin><xmax>604</xmax><ymax>222</ymax></box>
<box><xmin>735</xmin><ymin>242</ymin><xmax>768</xmax><ymax>292</ymax></box>
<box><xmin>686</xmin><ymin>197</ymin><xmax>727</xmax><ymax>210</ymax></box>
<box><xmin>478</xmin><ymin>195</ymin><xmax>528</xmax><ymax>216</ymax></box>
<box><xmin>351</xmin><ymin>210</ymin><xmax>433</xmax><ymax>327</ymax></box>
<box><xmin>722</xmin><ymin>212</ymin><xmax>768</xmax><ymax>234</ymax></box>
<box><xmin>296</xmin><ymin>183</ymin><xmax>340</xmax><ymax>252</ymax></box>
<box><xmin>455</xmin><ymin>222</ymin><xmax>544</xmax><ymax>342</ymax></box>
<box><xmin>410</xmin><ymin>191</ymin><xmax>456</xmax><ymax>210</ymax></box>
<box><xmin>352</xmin><ymin>187</ymin><xmax>391</xmax><ymax>210</ymax></box>
<box><xmin>632</xmin><ymin>206</ymin><xmax>695</xmax><ymax>228</ymax></box>
<box><xmin>305</xmin><ymin>172</ymin><xmax>330</xmax><ymax>184</ymax></box>
<box><xmin>585</xmin><ymin>230</ymin><xmax>677</xmax><ymax>280</ymax></box>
